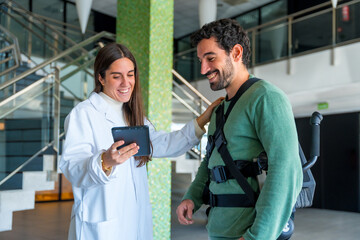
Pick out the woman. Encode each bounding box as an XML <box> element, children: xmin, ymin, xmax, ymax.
<box><xmin>59</xmin><ymin>42</ymin><xmax>222</xmax><ymax>240</ymax></box>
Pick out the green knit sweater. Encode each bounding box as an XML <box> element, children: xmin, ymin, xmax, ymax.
<box><xmin>183</xmin><ymin>79</ymin><xmax>303</xmax><ymax>240</ymax></box>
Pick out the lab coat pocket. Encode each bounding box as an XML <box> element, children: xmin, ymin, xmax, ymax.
<box><xmin>81</xmin><ymin>218</ymin><xmax>121</xmax><ymax>240</ymax></box>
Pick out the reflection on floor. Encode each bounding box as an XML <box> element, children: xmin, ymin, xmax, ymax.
<box><xmin>0</xmin><ymin>200</ymin><xmax>359</xmax><ymax>239</ymax></box>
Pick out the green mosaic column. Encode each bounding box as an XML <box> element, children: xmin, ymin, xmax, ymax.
<box><xmin>117</xmin><ymin>1</ymin><xmax>174</xmax><ymax>239</ymax></box>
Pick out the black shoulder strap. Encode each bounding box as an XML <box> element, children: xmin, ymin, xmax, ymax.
<box><xmin>224</xmin><ymin>77</ymin><xmax>260</xmax><ymax>121</ymax></box>
<box><xmin>213</xmin><ymin>78</ymin><xmax>261</xmax><ymax>205</ymax></box>
<box><xmin>215</xmin><ymin>132</ymin><xmax>258</xmax><ymax>205</ymax></box>
<box><xmin>214</xmin><ymin>77</ymin><xmax>261</xmax><ymax>133</ymax></box>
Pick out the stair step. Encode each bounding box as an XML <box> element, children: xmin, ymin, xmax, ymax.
<box><xmin>0</xmin><ymin>189</ymin><xmax>35</xmax><ymax>212</ymax></box>
<box><xmin>0</xmin><ymin>173</ymin><xmax>22</xmax><ymax>190</ymax></box>
<box><xmin>22</xmin><ymin>172</ymin><xmax>54</xmax><ymax>191</ymax></box>
<box><xmin>0</xmin><ymin>189</ymin><xmax>35</xmax><ymax>231</ymax></box>
<box><xmin>0</xmin><ymin>211</ymin><xmax>12</xmax><ymax>231</ymax></box>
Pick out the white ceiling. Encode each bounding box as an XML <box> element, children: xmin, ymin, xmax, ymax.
<box><xmin>85</xmin><ymin>0</ymin><xmax>274</xmax><ymax>39</ymax></box>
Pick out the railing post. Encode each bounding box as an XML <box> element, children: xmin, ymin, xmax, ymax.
<box><xmin>331</xmin><ymin>6</ymin><xmax>336</xmax><ymax>65</ymax></box>
<box><xmin>53</xmin><ymin>32</ymin><xmax>58</xmax><ymax>56</ymax></box>
<box><xmin>287</xmin><ymin>17</ymin><xmax>293</xmax><ymax>75</ymax></box>
<box><xmin>251</xmin><ymin>30</ymin><xmax>256</xmax><ymax>72</ymax></box>
<box><xmin>6</xmin><ymin>1</ymin><xmax>11</xmax><ymax>30</ymax></box>
<box><xmin>51</xmin><ymin>66</ymin><xmax>61</xmax><ymax>180</ymax></box>
<box><xmin>82</xmin><ymin>57</ymin><xmax>88</xmax><ymax>99</ymax></box>
<box><xmin>28</xmin><ymin>15</ymin><xmax>33</xmax><ymax>62</ymax></box>
<box><xmin>199</xmin><ymin>98</ymin><xmax>203</xmax><ymax>162</ymax></box>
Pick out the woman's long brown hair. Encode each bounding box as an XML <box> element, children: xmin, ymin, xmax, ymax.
<box><xmin>94</xmin><ymin>42</ymin><xmax>152</xmax><ymax>167</ymax></box>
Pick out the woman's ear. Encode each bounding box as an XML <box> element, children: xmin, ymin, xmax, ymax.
<box><xmin>98</xmin><ymin>74</ymin><xmax>105</xmax><ymax>86</ymax></box>
<box><xmin>231</xmin><ymin>44</ymin><xmax>243</xmax><ymax>63</ymax></box>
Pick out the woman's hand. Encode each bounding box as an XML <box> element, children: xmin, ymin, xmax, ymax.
<box><xmin>102</xmin><ymin>140</ymin><xmax>139</xmax><ymax>170</ymax></box>
<box><xmin>196</xmin><ymin>97</ymin><xmax>225</xmax><ymax>130</ymax></box>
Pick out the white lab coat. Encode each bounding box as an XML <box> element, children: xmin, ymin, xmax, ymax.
<box><xmin>60</xmin><ymin>92</ymin><xmax>201</xmax><ymax>240</ymax></box>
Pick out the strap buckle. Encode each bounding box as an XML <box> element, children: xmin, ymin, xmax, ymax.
<box><xmin>253</xmin><ymin>153</ymin><xmax>268</xmax><ymax>175</ymax></box>
<box><xmin>211</xmin><ymin>165</ymin><xmax>227</xmax><ymax>183</ymax></box>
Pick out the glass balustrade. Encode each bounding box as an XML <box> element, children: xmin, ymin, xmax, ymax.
<box><xmin>172</xmin><ymin>70</ymin><xmax>210</xmax><ymax>160</ymax></box>
<box><xmin>251</xmin><ymin>21</ymin><xmax>288</xmax><ymax>64</ymax></box>
<box><xmin>173</xmin><ymin>0</ymin><xmax>360</xmax><ymax>81</ymax></box>
<box><xmin>0</xmin><ymin>75</ymin><xmax>55</xmax><ymax>190</ymax></box>
<box><xmin>0</xmin><ymin>27</ymin><xmax>114</xmax><ymax>200</ymax></box>
<box><xmin>0</xmin><ymin>1</ymin><xmax>118</xmax><ymax>202</ymax></box>
<box><xmin>292</xmin><ymin>11</ymin><xmax>332</xmax><ymax>54</ymax></box>
<box><xmin>336</xmin><ymin>1</ymin><xmax>360</xmax><ymax>43</ymax></box>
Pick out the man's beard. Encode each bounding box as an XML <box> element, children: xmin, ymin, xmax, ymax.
<box><xmin>209</xmin><ymin>57</ymin><xmax>234</xmax><ymax>91</ymax></box>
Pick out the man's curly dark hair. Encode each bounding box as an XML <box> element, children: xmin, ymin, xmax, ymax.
<box><xmin>191</xmin><ymin>18</ymin><xmax>251</xmax><ymax>68</ymax></box>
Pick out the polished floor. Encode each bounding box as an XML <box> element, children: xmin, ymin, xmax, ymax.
<box><xmin>1</xmin><ymin>200</ymin><xmax>360</xmax><ymax>239</ymax></box>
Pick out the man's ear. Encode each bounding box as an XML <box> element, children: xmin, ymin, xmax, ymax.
<box><xmin>231</xmin><ymin>44</ymin><xmax>243</xmax><ymax>63</ymax></box>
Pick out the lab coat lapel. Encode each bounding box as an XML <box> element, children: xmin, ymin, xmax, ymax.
<box><xmin>88</xmin><ymin>92</ymin><xmax>119</xmax><ymax>125</ymax></box>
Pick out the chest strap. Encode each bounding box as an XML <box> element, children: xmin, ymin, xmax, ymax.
<box><xmin>209</xmin><ymin>192</ymin><xmax>253</xmax><ymax>208</ymax></box>
<box><xmin>210</xmin><ymin>157</ymin><xmax>268</xmax><ymax>183</ymax></box>
<box><xmin>203</xmin><ymin>78</ymin><xmax>261</xmax><ymax>207</ymax></box>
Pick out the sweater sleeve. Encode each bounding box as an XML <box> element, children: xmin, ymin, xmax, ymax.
<box><xmin>182</xmin><ymin>158</ymin><xmax>209</xmax><ymax>211</ymax></box>
<box><xmin>243</xmin><ymin>90</ymin><xmax>303</xmax><ymax>240</ymax></box>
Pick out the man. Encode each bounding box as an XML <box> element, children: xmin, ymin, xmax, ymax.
<box><xmin>176</xmin><ymin>19</ymin><xmax>303</xmax><ymax>240</ymax></box>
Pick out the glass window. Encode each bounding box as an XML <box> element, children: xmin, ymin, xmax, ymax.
<box><xmin>236</xmin><ymin>9</ymin><xmax>259</xmax><ymax>30</ymax></box>
<box><xmin>261</xmin><ymin>0</ymin><xmax>288</xmax><ymax>24</ymax></box>
<box><xmin>256</xmin><ymin>22</ymin><xmax>288</xmax><ymax>64</ymax></box>
<box><xmin>336</xmin><ymin>2</ymin><xmax>360</xmax><ymax>43</ymax></box>
<box><xmin>176</xmin><ymin>36</ymin><xmax>192</xmax><ymax>53</ymax></box>
<box><xmin>292</xmin><ymin>11</ymin><xmax>332</xmax><ymax>54</ymax></box>
<box><xmin>32</xmin><ymin>0</ymin><xmax>64</xmax><ymax>23</ymax></box>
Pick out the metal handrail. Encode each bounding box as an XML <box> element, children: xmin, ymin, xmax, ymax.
<box><xmin>0</xmin><ymin>25</ymin><xmax>21</xmax><ymax>64</ymax></box>
<box><xmin>1</xmin><ymin>0</ymin><xmax>88</xmax><ymax>54</ymax></box>
<box><xmin>173</xmin><ymin>81</ymin><xmax>207</xmax><ymax>113</ymax></box>
<box><xmin>0</xmin><ymin>43</ymin><xmax>15</xmax><ymax>54</ymax></box>
<box><xmin>61</xmin><ymin>58</ymin><xmax>95</xmax><ymax>82</ymax></box>
<box><xmin>2</xmin><ymin>10</ymin><xmax>68</xmax><ymax>50</ymax></box>
<box><xmin>172</xmin><ymin>69</ymin><xmax>211</xmax><ymax>106</ymax></box>
<box><xmin>0</xmin><ymin>25</ymin><xmax>21</xmax><ymax>71</ymax></box>
<box><xmin>0</xmin><ymin>75</ymin><xmax>54</xmax><ymax>119</ymax></box>
<box><xmin>0</xmin><ymin>74</ymin><xmax>53</xmax><ymax>107</ymax></box>
<box><xmin>22</xmin><ymin>10</ymin><xmax>98</xmax><ymax>36</ymax></box>
<box><xmin>172</xmin><ymin>70</ymin><xmax>211</xmax><ymax>163</ymax></box>
<box><xmin>173</xmin><ymin>81</ymin><xmax>198</xmax><ymax>105</ymax></box>
<box><xmin>0</xmin><ymin>132</ymin><xmax>65</xmax><ymax>187</ymax></box>
<box><xmin>172</xmin><ymin>91</ymin><xmax>201</xmax><ymax>117</ymax></box>
<box><xmin>61</xmin><ymin>47</ymin><xmax>99</xmax><ymax>72</ymax></box>
<box><xmin>0</xmin><ymin>5</ymin><xmax>97</xmax><ymax>79</ymax></box>
<box><xmin>0</xmin><ymin>31</ymin><xmax>114</xmax><ymax>91</ymax></box>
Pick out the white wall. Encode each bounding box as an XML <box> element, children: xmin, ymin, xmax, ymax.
<box><xmin>192</xmin><ymin>41</ymin><xmax>360</xmax><ymax>117</ymax></box>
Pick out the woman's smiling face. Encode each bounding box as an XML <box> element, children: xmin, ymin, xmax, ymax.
<box><xmin>99</xmin><ymin>57</ymin><xmax>135</xmax><ymax>103</ymax></box>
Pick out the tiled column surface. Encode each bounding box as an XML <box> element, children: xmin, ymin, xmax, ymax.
<box><xmin>117</xmin><ymin>0</ymin><xmax>174</xmax><ymax>239</ymax></box>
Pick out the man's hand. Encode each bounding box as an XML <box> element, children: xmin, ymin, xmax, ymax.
<box><xmin>176</xmin><ymin>199</ymin><xmax>195</xmax><ymax>225</ymax></box>
<box><xmin>239</xmin><ymin>237</ymin><xmax>245</xmax><ymax>240</ymax></box>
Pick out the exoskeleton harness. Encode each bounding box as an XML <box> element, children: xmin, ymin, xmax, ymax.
<box><xmin>203</xmin><ymin>77</ymin><xmax>265</xmax><ymax>208</ymax></box>
<box><xmin>202</xmin><ymin>78</ymin><xmax>323</xmax><ymax>240</ymax></box>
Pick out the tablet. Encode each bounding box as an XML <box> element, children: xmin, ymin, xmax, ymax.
<box><xmin>111</xmin><ymin>125</ymin><xmax>150</xmax><ymax>157</ymax></box>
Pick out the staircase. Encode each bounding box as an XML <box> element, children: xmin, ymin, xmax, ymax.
<box><xmin>0</xmin><ymin>0</ymin><xmax>211</xmax><ymax>232</ymax></box>
<box><xmin>0</xmin><ymin>0</ymin><xmax>117</xmax><ymax>231</ymax></box>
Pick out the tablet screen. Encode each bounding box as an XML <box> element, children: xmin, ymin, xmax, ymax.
<box><xmin>111</xmin><ymin>125</ymin><xmax>150</xmax><ymax>157</ymax></box>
